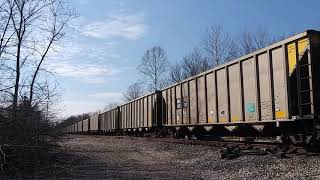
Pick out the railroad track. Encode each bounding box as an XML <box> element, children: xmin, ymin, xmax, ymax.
<box><xmin>147</xmin><ymin>137</ymin><xmax>320</xmax><ymax>159</ymax></box>
<box><xmin>88</xmin><ymin>134</ymin><xmax>320</xmax><ymax>159</ymax></box>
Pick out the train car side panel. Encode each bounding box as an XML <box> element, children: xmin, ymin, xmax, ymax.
<box><xmin>271</xmin><ymin>47</ymin><xmax>289</xmax><ymax>119</ymax></box>
<box><xmin>206</xmin><ymin>72</ymin><xmax>217</xmax><ymax>123</ymax></box>
<box><xmin>162</xmin><ymin>90</ymin><xmax>167</xmax><ymax>125</ymax></box>
<box><xmin>182</xmin><ymin>82</ymin><xmax>189</xmax><ymax>124</ymax></box>
<box><xmin>90</xmin><ymin>115</ymin><xmax>99</xmax><ymax>131</ymax></box>
<box><xmin>216</xmin><ymin>68</ymin><xmax>228</xmax><ymax>123</ymax></box>
<box><xmin>197</xmin><ymin>76</ymin><xmax>207</xmax><ymax>124</ymax></box>
<box><xmin>228</xmin><ymin>63</ymin><xmax>242</xmax><ymax>122</ymax></box>
<box><xmin>189</xmin><ymin>79</ymin><xmax>197</xmax><ymax>124</ymax></box>
<box><xmin>176</xmin><ymin>85</ymin><xmax>182</xmax><ymax>125</ymax></box>
<box><xmin>143</xmin><ymin>97</ymin><xmax>147</xmax><ymax>127</ymax></box>
<box><xmin>77</xmin><ymin>121</ymin><xmax>83</xmax><ymax>133</ymax></box>
<box><xmin>148</xmin><ymin>95</ymin><xmax>152</xmax><ymax>126</ymax></box>
<box><xmin>257</xmin><ymin>52</ymin><xmax>273</xmax><ymax>120</ymax></box>
<box><xmin>83</xmin><ymin>119</ymin><xmax>89</xmax><ymax>132</ymax></box>
<box><xmin>242</xmin><ymin>57</ymin><xmax>258</xmax><ymax>121</ymax></box>
<box><xmin>167</xmin><ymin>88</ymin><xmax>172</xmax><ymax>125</ymax></box>
<box><xmin>171</xmin><ymin>87</ymin><xmax>177</xmax><ymax>125</ymax></box>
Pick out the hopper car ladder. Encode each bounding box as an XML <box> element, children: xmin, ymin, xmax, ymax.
<box><xmin>296</xmin><ymin>43</ymin><xmax>314</xmax><ymax>119</ymax></box>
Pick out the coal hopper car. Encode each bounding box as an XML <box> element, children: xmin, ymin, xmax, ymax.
<box><xmin>158</xmin><ymin>30</ymin><xmax>320</xmax><ymax>144</ymax></box>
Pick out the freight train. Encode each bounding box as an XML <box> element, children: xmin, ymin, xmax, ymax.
<box><xmin>65</xmin><ymin>30</ymin><xmax>320</xmax><ymax>146</ymax></box>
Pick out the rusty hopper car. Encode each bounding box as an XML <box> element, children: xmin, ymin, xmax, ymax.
<box><xmin>158</xmin><ymin>30</ymin><xmax>320</xmax><ymax>144</ymax></box>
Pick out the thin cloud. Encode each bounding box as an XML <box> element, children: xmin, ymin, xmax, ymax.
<box><xmin>49</xmin><ymin>42</ymin><xmax>83</xmax><ymax>61</ymax></box>
<box><xmin>49</xmin><ymin>40</ymin><xmax>119</xmax><ymax>62</ymax></box>
<box><xmin>81</xmin><ymin>12</ymin><xmax>147</xmax><ymax>40</ymax></box>
<box><xmin>89</xmin><ymin>92</ymin><xmax>123</xmax><ymax>99</ymax></box>
<box><xmin>52</xmin><ymin>61</ymin><xmax>121</xmax><ymax>84</ymax></box>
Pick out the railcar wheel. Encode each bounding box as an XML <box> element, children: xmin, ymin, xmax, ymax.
<box><xmin>174</xmin><ymin>131</ymin><xmax>181</xmax><ymax>139</ymax></box>
<box><xmin>171</xmin><ymin>131</ymin><xmax>177</xmax><ymax>139</ymax></box>
<box><xmin>183</xmin><ymin>132</ymin><xmax>192</xmax><ymax>140</ymax></box>
<box><xmin>305</xmin><ymin>135</ymin><xmax>320</xmax><ymax>152</ymax></box>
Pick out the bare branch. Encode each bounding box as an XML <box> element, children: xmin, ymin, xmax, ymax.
<box><xmin>138</xmin><ymin>46</ymin><xmax>169</xmax><ymax>91</ymax></box>
<box><xmin>123</xmin><ymin>81</ymin><xmax>145</xmax><ymax>102</ymax></box>
<box><xmin>202</xmin><ymin>25</ymin><xmax>230</xmax><ymax>67</ymax></box>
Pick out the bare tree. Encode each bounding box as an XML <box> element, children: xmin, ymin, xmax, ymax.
<box><xmin>202</xmin><ymin>25</ymin><xmax>230</xmax><ymax>67</ymax></box>
<box><xmin>225</xmin><ymin>38</ymin><xmax>241</xmax><ymax>61</ymax></box>
<box><xmin>237</xmin><ymin>30</ymin><xmax>256</xmax><ymax>55</ymax></box>
<box><xmin>237</xmin><ymin>27</ymin><xmax>273</xmax><ymax>56</ymax></box>
<box><xmin>253</xmin><ymin>27</ymin><xmax>272</xmax><ymax>50</ymax></box>
<box><xmin>34</xmin><ymin>76</ymin><xmax>61</xmax><ymax>123</ymax></box>
<box><xmin>138</xmin><ymin>46</ymin><xmax>169</xmax><ymax>91</ymax></box>
<box><xmin>0</xmin><ymin>0</ymin><xmax>76</xmax><ymax>115</ymax></box>
<box><xmin>0</xmin><ymin>1</ymin><xmax>14</xmax><ymax>98</ymax></box>
<box><xmin>0</xmin><ymin>0</ymin><xmax>76</xmax><ymax>175</ymax></box>
<box><xmin>169</xmin><ymin>63</ymin><xmax>184</xmax><ymax>83</ymax></box>
<box><xmin>181</xmin><ymin>48</ymin><xmax>210</xmax><ymax>77</ymax></box>
<box><xmin>10</xmin><ymin>0</ymin><xmax>25</xmax><ymax>112</ymax></box>
<box><xmin>123</xmin><ymin>81</ymin><xmax>145</xmax><ymax>102</ymax></box>
<box><xmin>219</xmin><ymin>27</ymin><xmax>279</xmax><ymax>61</ymax></box>
<box><xmin>0</xmin><ymin>1</ymin><xmax>14</xmax><ymax>59</ymax></box>
<box><xmin>169</xmin><ymin>48</ymin><xmax>210</xmax><ymax>83</ymax></box>
<box><xmin>29</xmin><ymin>0</ymin><xmax>76</xmax><ymax>105</ymax></box>
<box><xmin>104</xmin><ymin>102</ymin><xmax>120</xmax><ymax>111</ymax></box>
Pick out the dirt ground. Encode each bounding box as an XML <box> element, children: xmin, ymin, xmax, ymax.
<box><xmin>32</xmin><ymin>134</ymin><xmax>320</xmax><ymax>179</ymax></box>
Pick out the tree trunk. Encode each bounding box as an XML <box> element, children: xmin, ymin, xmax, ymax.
<box><xmin>29</xmin><ymin>38</ymin><xmax>54</xmax><ymax>104</ymax></box>
<box><xmin>13</xmin><ymin>41</ymin><xmax>21</xmax><ymax>113</ymax></box>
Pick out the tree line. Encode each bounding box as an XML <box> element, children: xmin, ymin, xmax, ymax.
<box><xmin>122</xmin><ymin>25</ymin><xmax>286</xmax><ymax>102</ymax></box>
<box><xmin>0</xmin><ymin>0</ymin><xmax>76</xmax><ymax>176</ymax></box>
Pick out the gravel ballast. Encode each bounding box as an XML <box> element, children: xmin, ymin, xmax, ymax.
<box><xmin>46</xmin><ymin>134</ymin><xmax>320</xmax><ymax>179</ymax></box>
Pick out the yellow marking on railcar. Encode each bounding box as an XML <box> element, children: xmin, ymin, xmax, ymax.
<box><xmin>298</xmin><ymin>38</ymin><xmax>308</xmax><ymax>55</ymax></box>
<box><xmin>287</xmin><ymin>38</ymin><xmax>309</xmax><ymax>75</ymax></box>
<box><xmin>231</xmin><ymin>116</ymin><xmax>241</xmax><ymax>122</ymax></box>
<box><xmin>208</xmin><ymin>117</ymin><xmax>213</xmax><ymax>123</ymax></box>
<box><xmin>219</xmin><ymin>117</ymin><xmax>227</xmax><ymax>123</ymax></box>
<box><xmin>287</xmin><ymin>43</ymin><xmax>297</xmax><ymax>75</ymax></box>
<box><xmin>275</xmin><ymin>111</ymin><xmax>286</xmax><ymax>119</ymax></box>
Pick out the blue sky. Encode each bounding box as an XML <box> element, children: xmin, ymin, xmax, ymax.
<box><xmin>52</xmin><ymin>0</ymin><xmax>320</xmax><ymax>117</ymax></box>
